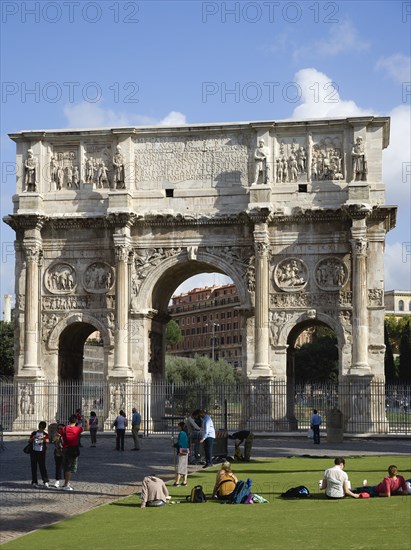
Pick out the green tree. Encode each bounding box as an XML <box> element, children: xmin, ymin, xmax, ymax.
<box><xmin>385</xmin><ymin>315</ymin><xmax>411</xmax><ymax>354</ymax></box>
<box><xmin>384</xmin><ymin>321</ymin><xmax>397</xmax><ymax>381</ymax></box>
<box><xmin>398</xmin><ymin>321</ymin><xmax>411</xmax><ymax>381</ymax></box>
<box><xmin>294</xmin><ymin>326</ymin><xmax>338</xmax><ymax>382</ymax></box>
<box><xmin>0</xmin><ymin>321</ymin><xmax>14</xmax><ymax>377</ymax></box>
<box><xmin>165</xmin><ymin>320</ymin><xmax>183</xmax><ymax>348</ymax></box>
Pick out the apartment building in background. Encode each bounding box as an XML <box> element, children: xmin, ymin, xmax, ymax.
<box><xmin>167</xmin><ymin>284</ymin><xmax>242</xmax><ymax>369</ymax></box>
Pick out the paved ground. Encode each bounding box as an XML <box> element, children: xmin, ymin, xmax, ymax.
<box><xmin>1</xmin><ymin>433</ymin><xmax>410</xmax><ymax>545</ymax></box>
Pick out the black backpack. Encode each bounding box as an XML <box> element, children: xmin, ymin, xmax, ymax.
<box><xmin>187</xmin><ymin>485</ymin><xmax>206</xmax><ymax>503</ymax></box>
<box><xmin>230</xmin><ymin>480</ymin><xmax>251</xmax><ymax>504</ymax></box>
<box><xmin>281</xmin><ymin>485</ymin><xmax>310</xmax><ymax>499</ymax></box>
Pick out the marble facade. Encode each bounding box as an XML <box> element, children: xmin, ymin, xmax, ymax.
<box><xmin>5</xmin><ymin>116</ymin><xmax>396</xmax><ymax>432</ymax></box>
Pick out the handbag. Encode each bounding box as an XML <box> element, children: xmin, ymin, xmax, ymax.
<box><xmin>178</xmin><ymin>447</ymin><xmax>190</xmax><ymax>455</ymax></box>
<box><xmin>307</xmin><ymin>428</ymin><xmax>313</xmax><ymax>438</ymax></box>
<box><xmin>23</xmin><ymin>442</ymin><xmax>33</xmax><ymax>454</ymax></box>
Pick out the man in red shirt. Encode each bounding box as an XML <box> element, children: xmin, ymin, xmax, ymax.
<box><xmin>60</xmin><ymin>414</ymin><xmax>83</xmax><ymax>491</ymax></box>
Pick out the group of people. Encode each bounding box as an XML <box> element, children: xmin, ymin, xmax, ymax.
<box><xmin>27</xmin><ymin>406</ymin><xmax>142</xmax><ymax>490</ymax></box>
<box><xmin>28</xmin><ymin>415</ymin><xmax>83</xmax><ymax>491</ymax></box>
<box><xmin>320</xmin><ymin>457</ymin><xmax>410</xmax><ymax>499</ymax></box>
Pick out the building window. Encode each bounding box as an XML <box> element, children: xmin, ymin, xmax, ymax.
<box><xmin>233</xmin><ymin>322</ymin><xmax>238</xmax><ymax>329</ymax></box>
<box><xmin>227</xmin><ymin>336</ymin><xmax>231</xmax><ymax>344</ymax></box>
<box><xmin>227</xmin><ymin>311</ymin><xmax>232</xmax><ymax>318</ymax></box>
<box><xmin>203</xmin><ymin>315</ymin><xmax>207</xmax><ymax>321</ymax></box>
<box><xmin>399</xmin><ymin>300</ymin><xmax>404</xmax><ymax>311</ymax></box>
<box><xmin>220</xmin><ymin>337</ymin><xmax>224</xmax><ymax>345</ymax></box>
<box><xmin>234</xmin><ymin>310</ymin><xmax>238</xmax><ymax>317</ymax></box>
<box><xmin>221</xmin><ymin>312</ymin><xmax>226</xmax><ymax>319</ymax></box>
<box><xmin>191</xmin><ymin>328</ymin><xmax>195</xmax><ymax>335</ymax></box>
<box><xmin>227</xmin><ymin>323</ymin><xmax>231</xmax><ymax>330</ymax></box>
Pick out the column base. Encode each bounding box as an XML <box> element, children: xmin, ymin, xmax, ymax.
<box><xmin>19</xmin><ymin>367</ymin><xmax>44</xmax><ymax>378</ymax></box>
<box><xmin>347</xmin><ymin>364</ymin><xmax>371</xmax><ymax>376</ymax></box>
<box><xmin>109</xmin><ymin>366</ymin><xmax>134</xmax><ymax>378</ymax></box>
<box><xmin>249</xmin><ymin>365</ymin><xmax>272</xmax><ymax>378</ymax></box>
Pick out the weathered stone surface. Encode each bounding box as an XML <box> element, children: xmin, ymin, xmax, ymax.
<box><xmin>4</xmin><ymin>117</ymin><xmax>396</xmax><ymax>432</ymax></box>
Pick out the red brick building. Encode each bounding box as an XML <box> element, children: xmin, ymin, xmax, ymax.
<box><xmin>167</xmin><ymin>284</ymin><xmax>242</xmax><ymax>369</ymax></box>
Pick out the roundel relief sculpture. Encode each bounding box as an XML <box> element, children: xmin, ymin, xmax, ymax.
<box><xmin>274</xmin><ymin>258</ymin><xmax>308</xmax><ymax>292</ymax></box>
<box><xmin>315</xmin><ymin>257</ymin><xmax>347</xmax><ymax>290</ymax></box>
<box><xmin>83</xmin><ymin>262</ymin><xmax>114</xmax><ymax>293</ymax></box>
<box><xmin>45</xmin><ymin>263</ymin><xmax>76</xmax><ymax>294</ymax></box>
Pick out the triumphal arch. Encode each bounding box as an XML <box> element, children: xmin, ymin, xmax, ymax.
<box><xmin>5</xmin><ymin>116</ymin><xmax>396</xmax><ymax>432</ymax></box>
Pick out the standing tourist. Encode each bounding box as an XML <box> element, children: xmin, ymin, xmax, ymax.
<box><xmin>131</xmin><ymin>407</ymin><xmax>141</xmax><ymax>451</ymax></box>
<box><xmin>185</xmin><ymin>409</ymin><xmax>202</xmax><ymax>463</ymax></box>
<box><xmin>60</xmin><ymin>414</ymin><xmax>83</xmax><ymax>491</ymax></box>
<box><xmin>53</xmin><ymin>423</ymin><xmax>65</xmax><ymax>488</ymax></box>
<box><xmin>28</xmin><ymin>421</ymin><xmax>49</xmax><ymax>488</ymax></box>
<box><xmin>199</xmin><ymin>410</ymin><xmax>215</xmax><ymax>468</ymax></box>
<box><xmin>174</xmin><ymin>421</ymin><xmax>189</xmax><ymax>487</ymax></box>
<box><xmin>88</xmin><ymin>411</ymin><xmax>98</xmax><ymax>447</ymax></box>
<box><xmin>112</xmin><ymin>409</ymin><xmax>128</xmax><ymax>451</ymax></box>
<box><xmin>310</xmin><ymin>409</ymin><xmax>322</xmax><ymax>445</ymax></box>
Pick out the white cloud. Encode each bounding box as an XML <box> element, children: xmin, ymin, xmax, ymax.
<box><xmin>383</xmin><ymin>104</ymin><xmax>411</xmax><ymax>206</ymax></box>
<box><xmin>291</xmin><ymin>68</ymin><xmax>372</xmax><ymax>119</ymax></box>
<box><xmin>376</xmin><ymin>54</ymin><xmax>411</xmax><ymax>83</ymax></box>
<box><xmin>293</xmin><ymin>20</ymin><xmax>370</xmax><ymax>60</ymax></box>
<box><xmin>63</xmin><ymin>102</ymin><xmax>186</xmax><ymax>128</ymax></box>
<box><xmin>384</xmin><ymin>242</ymin><xmax>411</xmax><ymax>291</ymax></box>
<box><xmin>159</xmin><ymin>111</ymin><xmax>187</xmax><ymax>126</ymax></box>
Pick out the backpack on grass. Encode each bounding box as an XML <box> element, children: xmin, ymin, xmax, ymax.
<box><xmin>230</xmin><ymin>480</ymin><xmax>251</xmax><ymax>504</ymax></box>
<box><xmin>281</xmin><ymin>486</ymin><xmax>310</xmax><ymax>499</ymax></box>
<box><xmin>186</xmin><ymin>485</ymin><xmax>206</xmax><ymax>503</ymax></box>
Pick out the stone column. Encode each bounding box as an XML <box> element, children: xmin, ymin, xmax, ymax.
<box><xmin>349</xmin><ymin>214</ymin><xmax>371</xmax><ymax>375</ymax></box>
<box><xmin>22</xmin><ymin>236</ymin><xmax>42</xmax><ymax>376</ymax></box>
<box><xmin>113</xmin><ymin>233</ymin><xmax>132</xmax><ymax>376</ymax></box>
<box><xmin>252</xmin><ymin>224</ymin><xmax>271</xmax><ymax>376</ymax></box>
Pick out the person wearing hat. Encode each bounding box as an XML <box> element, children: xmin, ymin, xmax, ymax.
<box><xmin>131</xmin><ymin>407</ymin><xmax>141</xmax><ymax>451</ymax></box>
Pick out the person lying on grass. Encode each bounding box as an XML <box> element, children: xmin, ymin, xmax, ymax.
<box><xmin>354</xmin><ymin>465</ymin><xmax>409</xmax><ymax>498</ymax></box>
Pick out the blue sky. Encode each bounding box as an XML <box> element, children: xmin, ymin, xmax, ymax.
<box><xmin>1</xmin><ymin>0</ymin><xmax>410</xmax><ymax>312</ymax></box>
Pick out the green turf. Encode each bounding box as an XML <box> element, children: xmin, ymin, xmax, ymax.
<box><xmin>4</xmin><ymin>456</ymin><xmax>411</xmax><ymax>550</ymax></box>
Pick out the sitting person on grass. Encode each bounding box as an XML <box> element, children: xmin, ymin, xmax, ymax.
<box><xmin>321</xmin><ymin>457</ymin><xmax>359</xmax><ymax>499</ymax></box>
<box><xmin>140</xmin><ymin>475</ymin><xmax>170</xmax><ymax>508</ymax></box>
<box><xmin>356</xmin><ymin>465</ymin><xmax>409</xmax><ymax>497</ymax></box>
<box><xmin>212</xmin><ymin>461</ymin><xmax>238</xmax><ymax>501</ymax></box>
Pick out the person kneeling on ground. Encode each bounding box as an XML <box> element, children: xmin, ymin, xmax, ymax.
<box><xmin>321</xmin><ymin>457</ymin><xmax>359</xmax><ymax>499</ymax></box>
<box><xmin>140</xmin><ymin>475</ymin><xmax>170</xmax><ymax>508</ymax></box>
<box><xmin>229</xmin><ymin>430</ymin><xmax>254</xmax><ymax>462</ymax></box>
<box><xmin>212</xmin><ymin>461</ymin><xmax>238</xmax><ymax>501</ymax></box>
<box><xmin>355</xmin><ymin>465</ymin><xmax>409</xmax><ymax>498</ymax></box>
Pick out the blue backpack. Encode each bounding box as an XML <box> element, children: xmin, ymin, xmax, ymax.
<box><xmin>230</xmin><ymin>480</ymin><xmax>251</xmax><ymax>504</ymax></box>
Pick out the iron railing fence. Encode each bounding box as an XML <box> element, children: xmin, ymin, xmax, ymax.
<box><xmin>0</xmin><ymin>378</ymin><xmax>410</xmax><ymax>434</ymax></box>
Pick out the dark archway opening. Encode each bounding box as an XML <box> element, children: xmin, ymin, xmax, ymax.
<box><xmin>286</xmin><ymin>320</ymin><xmax>338</xmax><ymax>431</ymax></box>
<box><xmin>58</xmin><ymin>321</ymin><xmax>101</xmax><ymax>423</ymax></box>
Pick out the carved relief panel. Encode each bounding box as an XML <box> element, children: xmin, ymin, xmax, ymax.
<box><xmin>84</xmin><ymin>143</ymin><xmax>112</xmax><ymax>188</ymax></box>
<box><xmin>275</xmin><ymin>137</ymin><xmax>307</xmax><ymax>184</ymax></box>
<box><xmin>51</xmin><ymin>146</ymin><xmax>79</xmax><ymax>190</ymax></box>
<box><xmin>44</xmin><ymin>263</ymin><xmax>77</xmax><ymax>294</ymax></box>
<box><xmin>311</xmin><ymin>135</ymin><xmax>344</xmax><ymax>181</ymax></box>
<box><xmin>83</xmin><ymin>262</ymin><xmax>115</xmax><ymax>293</ymax></box>
<box><xmin>315</xmin><ymin>257</ymin><xmax>348</xmax><ymax>290</ymax></box>
<box><xmin>273</xmin><ymin>258</ymin><xmax>308</xmax><ymax>292</ymax></box>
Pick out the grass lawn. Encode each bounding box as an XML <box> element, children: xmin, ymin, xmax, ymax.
<box><xmin>4</xmin><ymin>456</ymin><xmax>411</xmax><ymax>550</ymax></box>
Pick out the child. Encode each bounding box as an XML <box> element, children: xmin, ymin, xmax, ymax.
<box><xmin>53</xmin><ymin>423</ymin><xmax>65</xmax><ymax>488</ymax></box>
<box><xmin>88</xmin><ymin>411</ymin><xmax>98</xmax><ymax>447</ymax></box>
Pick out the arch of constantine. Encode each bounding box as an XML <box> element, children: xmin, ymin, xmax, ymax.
<box><xmin>5</xmin><ymin>116</ymin><xmax>396</xmax><ymax>432</ymax></box>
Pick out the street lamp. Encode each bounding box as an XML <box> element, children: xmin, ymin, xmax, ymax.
<box><xmin>207</xmin><ymin>322</ymin><xmax>219</xmax><ymax>361</ymax></box>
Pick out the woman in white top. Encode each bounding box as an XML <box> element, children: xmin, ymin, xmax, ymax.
<box><xmin>112</xmin><ymin>410</ymin><xmax>128</xmax><ymax>451</ymax></box>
